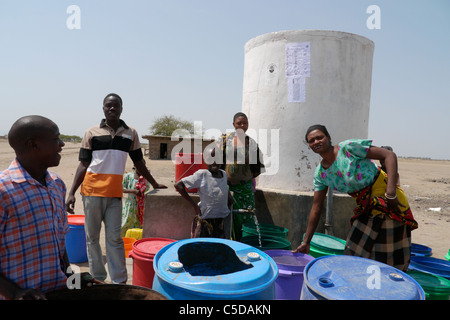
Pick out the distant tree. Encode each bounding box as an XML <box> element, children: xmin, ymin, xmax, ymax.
<box><xmin>60</xmin><ymin>134</ymin><xmax>82</xmax><ymax>143</ymax></box>
<box><xmin>149</xmin><ymin>115</ymin><xmax>194</xmax><ymax>136</ymax></box>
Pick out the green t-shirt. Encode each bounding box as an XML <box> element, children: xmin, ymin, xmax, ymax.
<box><xmin>313</xmin><ymin>139</ymin><xmax>378</xmax><ymax>193</ymax></box>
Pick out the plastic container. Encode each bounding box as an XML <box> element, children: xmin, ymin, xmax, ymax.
<box><xmin>409</xmin><ymin>256</ymin><xmax>450</xmax><ymax>280</ymax></box>
<box><xmin>125</xmin><ymin>228</ymin><xmax>143</xmax><ymax>240</ymax></box>
<box><xmin>240</xmin><ymin>235</ymin><xmax>292</xmax><ymax>251</ymax></box>
<box><xmin>46</xmin><ymin>284</ymin><xmax>167</xmax><ymax>300</ymax></box>
<box><xmin>411</xmin><ymin>243</ymin><xmax>432</xmax><ymax>257</ymax></box>
<box><xmin>406</xmin><ymin>270</ymin><xmax>450</xmax><ymax>300</ymax></box>
<box><xmin>175</xmin><ymin>153</ymin><xmax>207</xmax><ymax>193</ymax></box>
<box><xmin>152</xmin><ymin>238</ymin><xmax>278</xmax><ymax>300</ymax></box>
<box><xmin>66</xmin><ymin>215</ymin><xmax>88</xmax><ymax>263</ymax></box>
<box><xmin>307</xmin><ymin>233</ymin><xmax>346</xmax><ymax>258</ymax></box>
<box><xmin>242</xmin><ymin>222</ymin><xmax>288</xmax><ymax>238</ymax></box>
<box><xmin>123</xmin><ymin>237</ymin><xmax>136</xmax><ymax>258</ymax></box>
<box><xmin>265</xmin><ymin>250</ymin><xmax>315</xmax><ymax>300</ymax></box>
<box><xmin>129</xmin><ymin>238</ymin><xmax>176</xmax><ymax>289</ymax></box>
<box><xmin>301</xmin><ymin>255</ymin><xmax>425</xmax><ymax>300</ymax></box>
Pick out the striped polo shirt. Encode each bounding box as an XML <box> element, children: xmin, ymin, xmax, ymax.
<box><xmin>79</xmin><ymin>119</ymin><xmax>143</xmax><ymax>198</ymax></box>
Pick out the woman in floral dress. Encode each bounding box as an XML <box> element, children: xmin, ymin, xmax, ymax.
<box><xmin>121</xmin><ymin>166</ymin><xmax>150</xmax><ymax>237</ymax></box>
<box><xmin>293</xmin><ymin>125</ymin><xmax>417</xmax><ymax>271</ymax></box>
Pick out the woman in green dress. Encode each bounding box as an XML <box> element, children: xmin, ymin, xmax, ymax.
<box><xmin>221</xmin><ymin>112</ymin><xmax>264</xmax><ymax>240</ymax></box>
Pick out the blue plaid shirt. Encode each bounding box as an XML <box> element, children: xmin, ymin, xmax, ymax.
<box><xmin>0</xmin><ymin>159</ymin><xmax>69</xmax><ymax>298</ymax></box>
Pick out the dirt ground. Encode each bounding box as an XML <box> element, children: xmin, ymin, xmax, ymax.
<box><xmin>1</xmin><ymin>140</ymin><xmax>449</xmax><ymax>284</ymax></box>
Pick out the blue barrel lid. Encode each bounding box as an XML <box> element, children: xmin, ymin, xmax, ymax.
<box><xmin>265</xmin><ymin>250</ymin><xmax>314</xmax><ymax>272</ymax></box>
<box><xmin>304</xmin><ymin>255</ymin><xmax>425</xmax><ymax>300</ymax></box>
<box><xmin>409</xmin><ymin>256</ymin><xmax>450</xmax><ymax>279</ymax></box>
<box><xmin>308</xmin><ymin>233</ymin><xmax>346</xmax><ymax>254</ymax></box>
<box><xmin>411</xmin><ymin>243</ymin><xmax>432</xmax><ymax>256</ymax></box>
<box><xmin>153</xmin><ymin>238</ymin><xmax>278</xmax><ymax>297</ymax></box>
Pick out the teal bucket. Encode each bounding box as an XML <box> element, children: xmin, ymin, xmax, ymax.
<box><xmin>240</xmin><ymin>235</ymin><xmax>292</xmax><ymax>251</ymax></box>
<box><xmin>242</xmin><ymin>223</ymin><xmax>288</xmax><ymax>239</ymax></box>
<box><xmin>306</xmin><ymin>233</ymin><xmax>346</xmax><ymax>258</ymax></box>
<box><xmin>406</xmin><ymin>269</ymin><xmax>450</xmax><ymax>300</ymax></box>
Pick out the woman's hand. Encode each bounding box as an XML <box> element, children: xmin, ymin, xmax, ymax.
<box><xmin>292</xmin><ymin>242</ymin><xmax>310</xmax><ymax>254</ymax></box>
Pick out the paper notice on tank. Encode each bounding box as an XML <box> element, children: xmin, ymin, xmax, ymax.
<box><xmin>286</xmin><ymin>42</ymin><xmax>310</xmax><ymax>102</ymax></box>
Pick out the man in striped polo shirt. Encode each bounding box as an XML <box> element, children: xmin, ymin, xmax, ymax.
<box><xmin>65</xmin><ymin>93</ymin><xmax>166</xmax><ymax>284</ymax></box>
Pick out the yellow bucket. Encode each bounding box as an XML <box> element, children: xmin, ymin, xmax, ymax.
<box><xmin>123</xmin><ymin>237</ymin><xmax>137</xmax><ymax>258</ymax></box>
<box><xmin>125</xmin><ymin>228</ymin><xmax>143</xmax><ymax>240</ymax></box>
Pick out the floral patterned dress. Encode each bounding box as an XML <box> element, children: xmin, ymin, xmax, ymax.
<box><xmin>313</xmin><ymin>139</ymin><xmax>378</xmax><ymax>193</ymax></box>
<box><xmin>121</xmin><ymin>172</ymin><xmax>149</xmax><ymax>237</ymax></box>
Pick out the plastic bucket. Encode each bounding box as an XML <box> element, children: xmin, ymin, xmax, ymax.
<box><xmin>242</xmin><ymin>223</ymin><xmax>288</xmax><ymax>238</ymax></box>
<box><xmin>411</xmin><ymin>243</ymin><xmax>433</xmax><ymax>257</ymax></box>
<box><xmin>66</xmin><ymin>215</ymin><xmax>88</xmax><ymax>263</ymax></box>
<box><xmin>175</xmin><ymin>153</ymin><xmax>207</xmax><ymax>193</ymax></box>
<box><xmin>125</xmin><ymin>228</ymin><xmax>143</xmax><ymax>240</ymax></box>
<box><xmin>266</xmin><ymin>250</ymin><xmax>315</xmax><ymax>300</ymax></box>
<box><xmin>406</xmin><ymin>270</ymin><xmax>450</xmax><ymax>300</ymax></box>
<box><xmin>123</xmin><ymin>237</ymin><xmax>136</xmax><ymax>258</ymax></box>
<box><xmin>409</xmin><ymin>256</ymin><xmax>450</xmax><ymax>280</ymax></box>
<box><xmin>152</xmin><ymin>238</ymin><xmax>278</xmax><ymax>300</ymax></box>
<box><xmin>301</xmin><ymin>255</ymin><xmax>425</xmax><ymax>300</ymax></box>
<box><xmin>240</xmin><ymin>235</ymin><xmax>292</xmax><ymax>251</ymax></box>
<box><xmin>129</xmin><ymin>238</ymin><xmax>176</xmax><ymax>289</ymax></box>
<box><xmin>46</xmin><ymin>284</ymin><xmax>167</xmax><ymax>300</ymax></box>
<box><xmin>307</xmin><ymin>232</ymin><xmax>346</xmax><ymax>258</ymax></box>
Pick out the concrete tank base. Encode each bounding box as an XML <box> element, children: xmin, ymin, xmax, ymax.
<box><xmin>142</xmin><ymin>188</ymin><xmax>355</xmax><ymax>246</ymax></box>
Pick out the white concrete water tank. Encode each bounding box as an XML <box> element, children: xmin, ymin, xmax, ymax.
<box><xmin>242</xmin><ymin>30</ymin><xmax>374</xmax><ymax>192</ymax></box>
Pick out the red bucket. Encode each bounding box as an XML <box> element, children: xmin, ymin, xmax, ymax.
<box><xmin>129</xmin><ymin>238</ymin><xmax>176</xmax><ymax>289</ymax></box>
<box><xmin>174</xmin><ymin>153</ymin><xmax>207</xmax><ymax>193</ymax></box>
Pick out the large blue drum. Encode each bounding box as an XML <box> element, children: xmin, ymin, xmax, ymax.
<box><xmin>152</xmin><ymin>238</ymin><xmax>278</xmax><ymax>300</ymax></box>
<box><xmin>301</xmin><ymin>255</ymin><xmax>425</xmax><ymax>300</ymax></box>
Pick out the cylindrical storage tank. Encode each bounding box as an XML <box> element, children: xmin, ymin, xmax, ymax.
<box><xmin>66</xmin><ymin>215</ymin><xmax>88</xmax><ymax>263</ymax></box>
<box><xmin>152</xmin><ymin>238</ymin><xmax>278</xmax><ymax>300</ymax></box>
<box><xmin>301</xmin><ymin>255</ymin><xmax>425</xmax><ymax>300</ymax></box>
<box><xmin>128</xmin><ymin>238</ymin><xmax>176</xmax><ymax>289</ymax></box>
<box><xmin>242</xmin><ymin>30</ymin><xmax>374</xmax><ymax>192</ymax></box>
<box><xmin>266</xmin><ymin>250</ymin><xmax>315</xmax><ymax>300</ymax></box>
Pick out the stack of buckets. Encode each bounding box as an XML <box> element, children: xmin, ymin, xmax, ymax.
<box><xmin>307</xmin><ymin>232</ymin><xmax>346</xmax><ymax>258</ymax></box>
<box><xmin>240</xmin><ymin>223</ymin><xmax>291</xmax><ymax>251</ymax></box>
<box><xmin>406</xmin><ymin>243</ymin><xmax>450</xmax><ymax>300</ymax></box>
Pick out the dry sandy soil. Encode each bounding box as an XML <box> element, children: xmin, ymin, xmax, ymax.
<box><xmin>1</xmin><ymin>139</ymin><xmax>449</xmax><ymax>279</ymax></box>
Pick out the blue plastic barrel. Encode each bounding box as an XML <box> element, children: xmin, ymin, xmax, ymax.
<box><xmin>409</xmin><ymin>256</ymin><xmax>450</xmax><ymax>280</ymax></box>
<box><xmin>301</xmin><ymin>255</ymin><xmax>425</xmax><ymax>300</ymax></box>
<box><xmin>66</xmin><ymin>215</ymin><xmax>88</xmax><ymax>263</ymax></box>
<box><xmin>152</xmin><ymin>238</ymin><xmax>278</xmax><ymax>300</ymax></box>
<box><xmin>265</xmin><ymin>250</ymin><xmax>314</xmax><ymax>300</ymax></box>
<box><xmin>411</xmin><ymin>243</ymin><xmax>432</xmax><ymax>257</ymax></box>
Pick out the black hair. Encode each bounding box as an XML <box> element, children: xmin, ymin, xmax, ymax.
<box><xmin>233</xmin><ymin>112</ymin><xmax>248</xmax><ymax>122</ymax></box>
<box><xmin>103</xmin><ymin>93</ymin><xmax>123</xmax><ymax>106</ymax></box>
<box><xmin>305</xmin><ymin>124</ymin><xmax>331</xmax><ymax>143</ymax></box>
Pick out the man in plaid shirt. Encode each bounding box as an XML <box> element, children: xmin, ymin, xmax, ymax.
<box><xmin>0</xmin><ymin>115</ymin><xmax>69</xmax><ymax>300</ymax></box>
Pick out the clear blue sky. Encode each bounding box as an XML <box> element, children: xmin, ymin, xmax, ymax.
<box><xmin>1</xmin><ymin>0</ymin><xmax>449</xmax><ymax>159</ymax></box>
